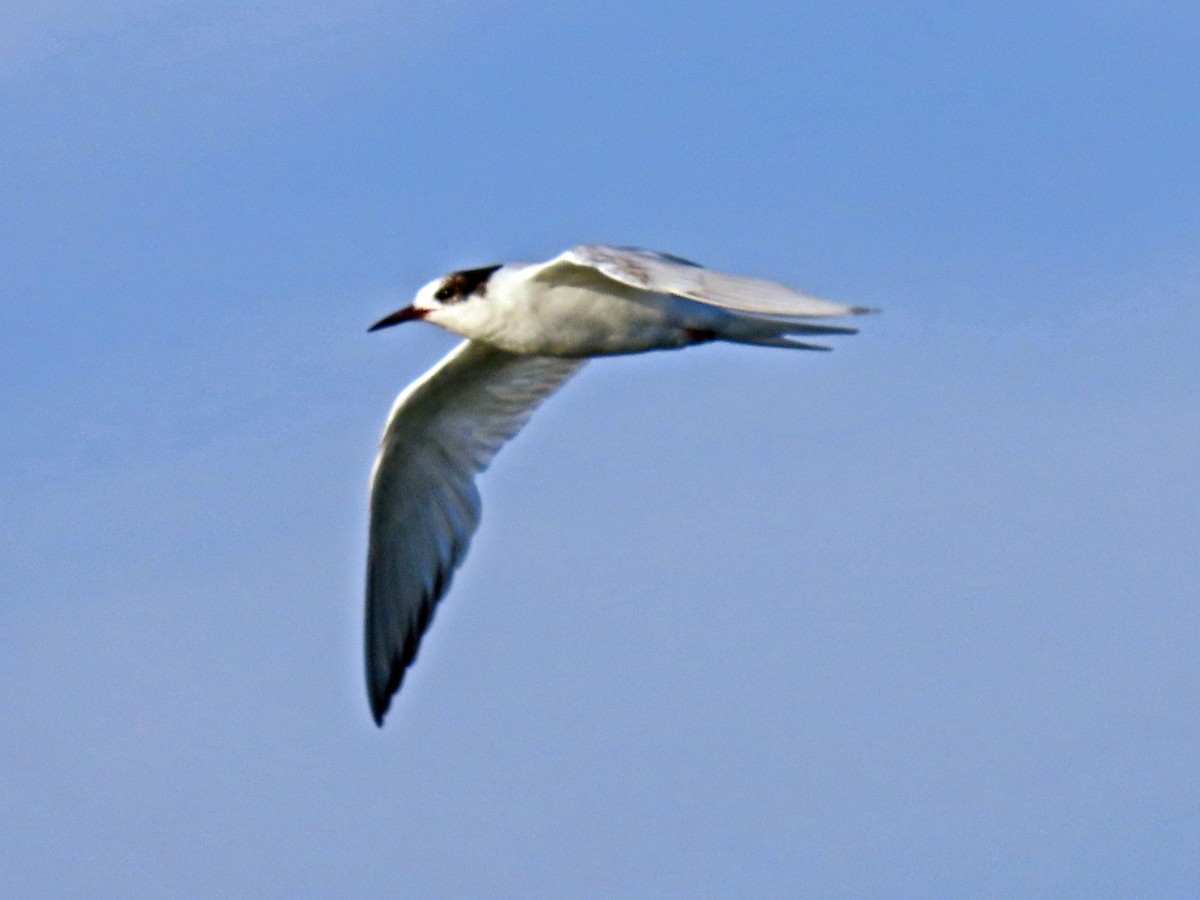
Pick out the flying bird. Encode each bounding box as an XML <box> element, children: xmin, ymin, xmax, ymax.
<box><xmin>364</xmin><ymin>245</ymin><xmax>873</xmax><ymax>725</ymax></box>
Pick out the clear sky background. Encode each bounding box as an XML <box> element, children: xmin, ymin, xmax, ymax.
<box><xmin>3</xmin><ymin>2</ymin><xmax>1199</xmax><ymax>897</ymax></box>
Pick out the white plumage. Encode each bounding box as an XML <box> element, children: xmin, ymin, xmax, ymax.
<box><xmin>364</xmin><ymin>245</ymin><xmax>873</xmax><ymax>724</ymax></box>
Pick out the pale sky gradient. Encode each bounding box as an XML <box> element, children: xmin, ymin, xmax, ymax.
<box><xmin>3</xmin><ymin>2</ymin><xmax>1199</xmax><ymax>897</ymax></box>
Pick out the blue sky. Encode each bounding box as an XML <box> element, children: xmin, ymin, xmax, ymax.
<box><xmin>3</xmin><ymin>2</ymin><xmax>1199</xmax><ymax>896</ymax></box>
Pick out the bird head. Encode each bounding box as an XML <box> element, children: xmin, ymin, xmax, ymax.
<box><xmin>369</xmin><ymin>264</ymin><xmax>503</xmax><ymax>335</ymax></box>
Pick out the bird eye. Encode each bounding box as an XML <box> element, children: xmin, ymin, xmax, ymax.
<box><xmin>434</xmin><ymin>286</ymin><xmax>455</xmax><ymax>302</ymax></box>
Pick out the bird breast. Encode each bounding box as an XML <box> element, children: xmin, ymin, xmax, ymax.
<box><xmin>476</xmin><ymin>282</ymin><xmax>693</xmax><ymax>358</ymax></box>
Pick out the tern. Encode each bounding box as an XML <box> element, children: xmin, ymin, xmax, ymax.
<box><xmin>364</xmin><ymin>245</ymin><xmax>873</xmax><ymax>725</ymax></box>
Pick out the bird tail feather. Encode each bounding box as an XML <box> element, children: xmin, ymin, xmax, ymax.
<box><xmin>718</xmin><ymin>311</ymin><xmax>864</xmax><ymax>352</ymax></box>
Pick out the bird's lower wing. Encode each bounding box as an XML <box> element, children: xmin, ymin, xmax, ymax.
<box><xmin>536</xmin><ymin>245</ymin><xmax>875</xmax><ymax>319</ymax></box>
<box><xmin>365</xmin><ymin>339</ymin><xmax>584</xmax><ymax>724</ymax></box>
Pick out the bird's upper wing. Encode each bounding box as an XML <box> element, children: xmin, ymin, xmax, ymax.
<box><xmin>365</xmin><ymin>339</ymin><xmax>584</xmax><ymax>724</ymax></box>
<box><xmin>534</xmin><ymin>245</ymin><xmax>874</xmax><ymax>319</ymax></box>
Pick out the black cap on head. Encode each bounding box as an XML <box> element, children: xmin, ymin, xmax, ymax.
<box><xmin>432</xmin><ymin>264</ymin><xmax>502</xmax><ymax>304</ymax></box>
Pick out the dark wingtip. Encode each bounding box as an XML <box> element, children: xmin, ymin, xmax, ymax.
<box><xmin>369</xmin><ymin>662</ymin><xmax>404</xmax><ymax>727</ymax></box>
<box><xmin>369</xmin><ymin>693</ymin><xmax>391</xmax><ymax>728</ymax></box>
<box><xmin>850</xmin><ymin>305</ymin><xmax>882</xmax><ymax>315</ymax></box>
<box><xmin>364</xmin><ymin>562</ymin><xmax>448</xmax><ymax>729</ymax></box>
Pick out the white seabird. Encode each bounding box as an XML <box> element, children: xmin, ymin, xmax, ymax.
<box><xmin>364</xmin><ymin>245</ymin><xmax>873</xmax><ymax>724</ymax></box>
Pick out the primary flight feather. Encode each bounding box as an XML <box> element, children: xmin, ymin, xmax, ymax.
<box><xmin>364</xmin><ymin>245</ymin><xmax>874</xmax><ymax>725</ymax></box>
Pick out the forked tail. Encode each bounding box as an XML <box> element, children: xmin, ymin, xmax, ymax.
<box><xmin>719</xmin><ymin>309</ymin><xmax>873</xmax><ymax>351</ymax></box>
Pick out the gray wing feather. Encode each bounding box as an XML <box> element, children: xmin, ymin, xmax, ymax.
<box><xmin>557</xmin><ymin>245</ymin><xmax>875</xmax><ymax>318</ymax></box>
<box><xmin>365</xmin><ymin>339</ymin><xmax>584</xmax><ymax>724</ymax></box>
